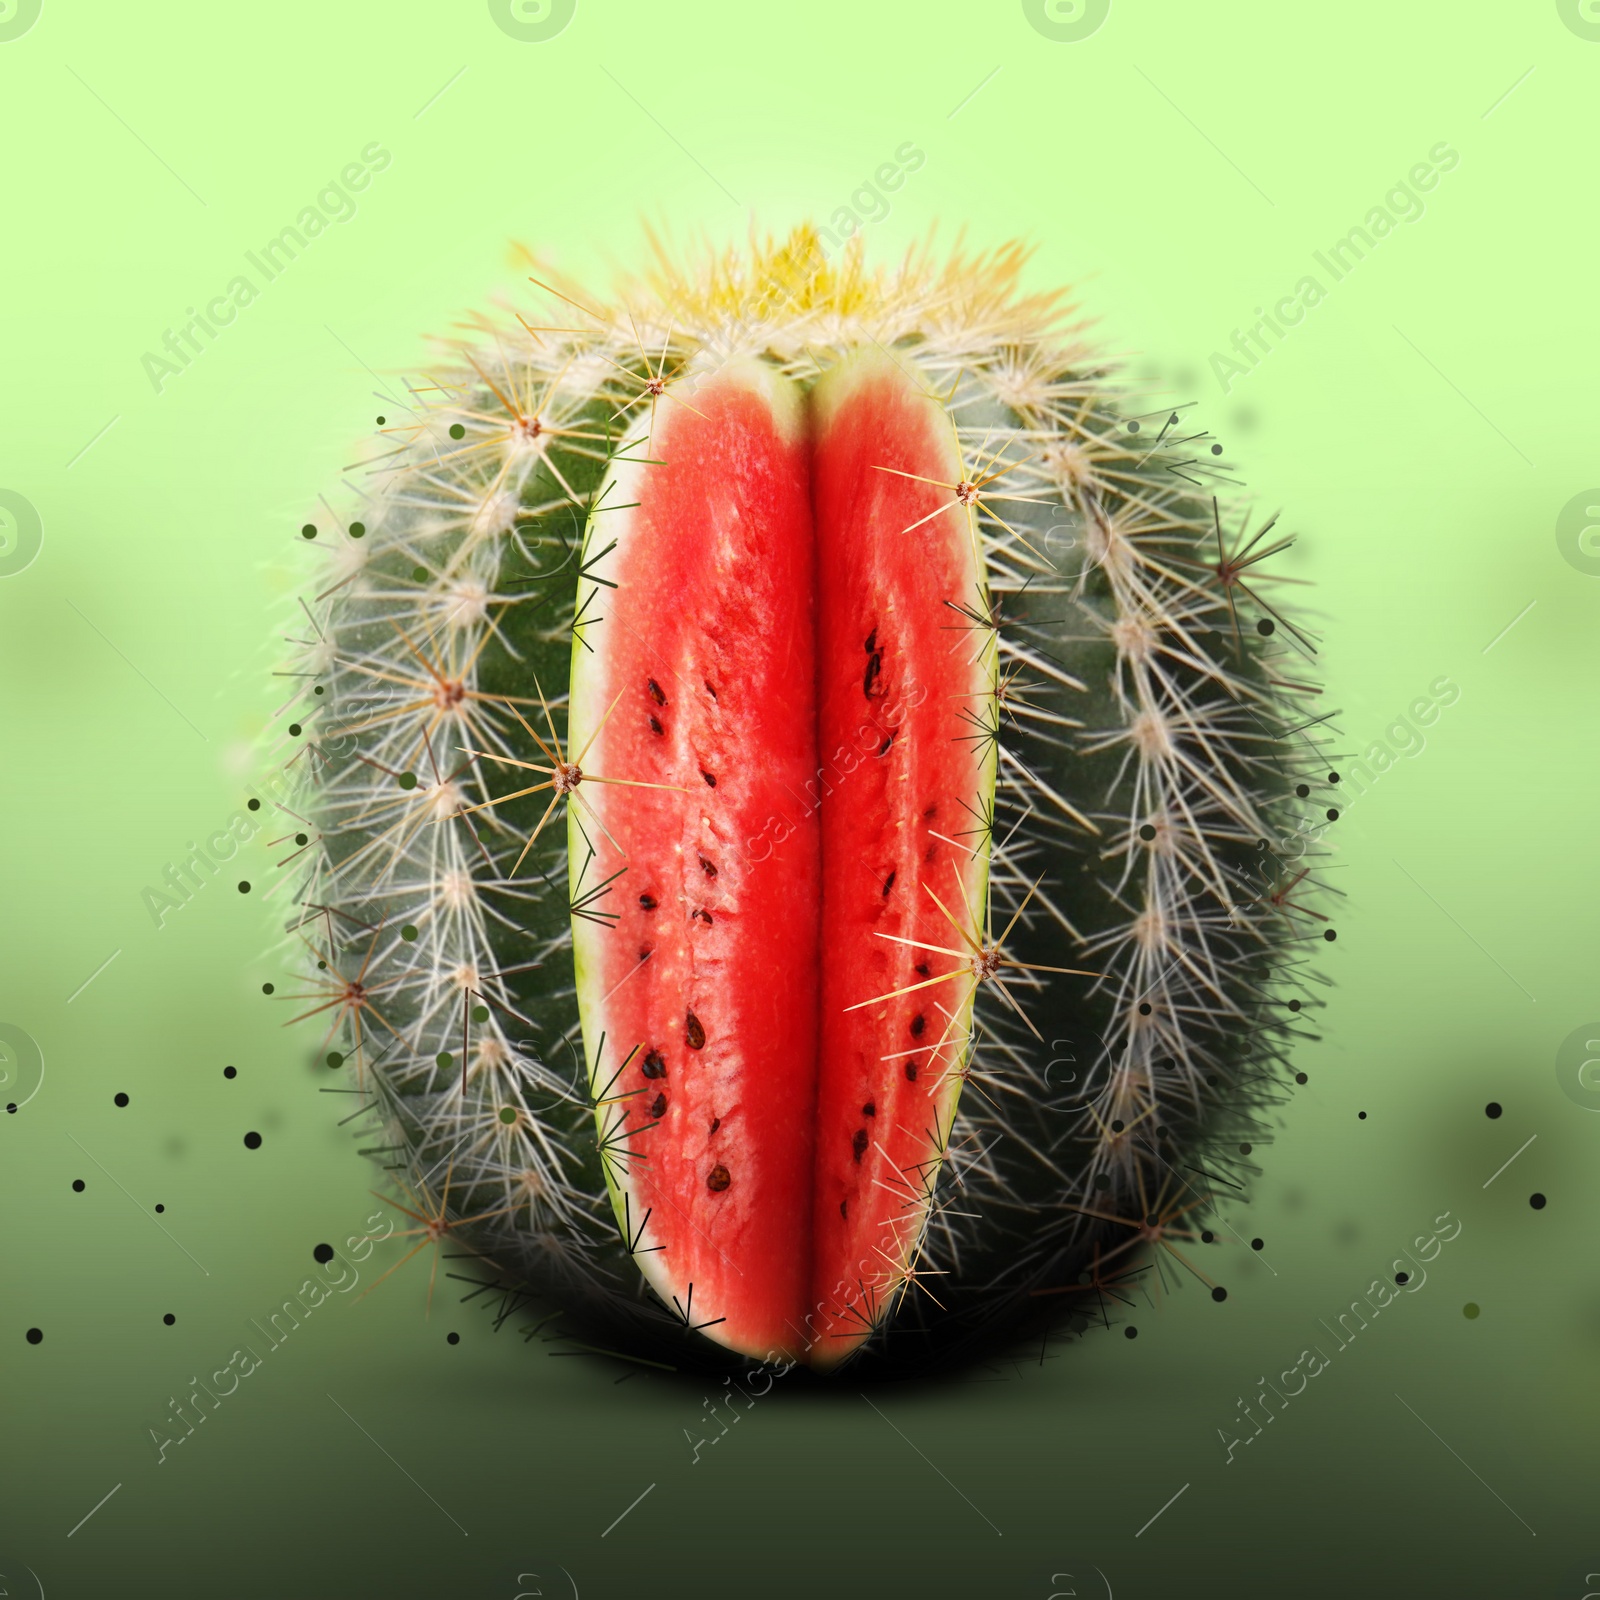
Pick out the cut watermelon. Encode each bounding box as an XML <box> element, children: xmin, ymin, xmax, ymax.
<box><xmin>569</xmin><ymin>350</ymin><xmax>993</xmax><ymax>1365</ymax></box>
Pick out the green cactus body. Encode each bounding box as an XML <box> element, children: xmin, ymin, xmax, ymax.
<box><xmin>287</xmin><ymin>228</ymin><xmax>1327</xmax><ymax>1377</ymax></box>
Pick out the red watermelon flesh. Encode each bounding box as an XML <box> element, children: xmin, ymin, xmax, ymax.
<box><xmin>567</xmin><ymin>351</ymin><xmax>991</xmax><ymax>1365</ymax></box>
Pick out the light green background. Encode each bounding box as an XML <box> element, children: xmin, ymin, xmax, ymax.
<box><xmin>3</xmin><ymin>2</ymin><xmax>1597</xmax><ymax>1596</ymax></box>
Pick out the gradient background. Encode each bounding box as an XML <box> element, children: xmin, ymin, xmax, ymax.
<box><xmin>2</xmin><ymin>2</ymin><xmax>1597</xmax><ymax>1596</ymax></box>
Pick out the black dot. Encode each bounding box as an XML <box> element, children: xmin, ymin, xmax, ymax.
<box><xmin>1210</xmin><ymin>443</ymin><xmax>1223</xmax><ymax>455</ymax></box>
<box><xmin>326</xmin><ymin>1051</ymin><xmax>344</xmax><ymax>1069</ymax></box>
<box><xmin>163</xmin><ymin>1313</ymin><xmax>176</xmax><ymax>1325</ymax></box>
<box><xmin>1111</xmin><ymin>1119</ymin><xmax>1125</xmax><ymax>1133</ymax></box>
<box><xmin>1295</xmin><ymin>783</ymin><xmax>1310</xmax><ymax>797</ymax></box>
<box><xmin>25</xmin><ymin>1327</ymin><xmax>42</xmax><ymax>1344</ymax></box>
<box><xmin>1326</xmin><ymin>808</ymin><xmax>1339</xmax><ymax>821</ymax></box>
<box><xmin>262</xmin><ymin>983</ymin><xmax>274</xmax><ymax>995</ymax></box>
<box><xmin>287</xmin><ymin>724</ymin><xmax>301</xmax><ymax>738</ymax></box>
<box><xmin>247</xmin><ymin>798</ymin><xmax>261</xmax><ymax>811</ymax></box>
<box><xmin>1529</xmin><ymin>1192</ymin><xmax>1546</xmax><ymax>1210</ymax></box>
<box><xmin>313</xmin><ymin>685</ymin><xmax>324</xmax><ymax>695</ymax></box>
<box><xmin>114</xmin><ymin>1092</ymin><xmax>129</xmax><ymax>1108</ymax></box>
<box><xmin>301</xmin><ymin>523</ymin><xmax>317</xmax><ymax>539</ymax></box>
<box><xmin>412</xmin><ymin>565</ymin><xmax>429</xmax><ymax>582</ymax></box>
<box><xmin>400</xmin><ymin>925</ymin><xmax>418</xmax><ymax>942</ymax></box>
<box><xmin>1358</xmin><ymin>1111</ymin><xmax>1367</xmax><ymax>1120</ymax></box>
<box><xmin>1211</xmin><ymin>1287</ymin><xmax>1228</xmax><ymax>1302</ymax></box>
<box><xmin>313</xmin><ymin>1243</ymin><xmax>335</xmax><ymax>1264</ymax></box>
<box><xmin>1239</xmin><ymin>1142</ymin><xmax>1252</xmax><ymax>1154</ymax></box>
<box><xmin>398</xmin><ymin>772</ymin><xmax>418</xmax><ymax>791</ymax></box>
<box><xmin>223</xmin><ymin>1065</ymin><xmax>236</xmax><ymax>1079</ymax></box>
<box><xmin>1126</xmin><ymin>420</ymin><xmax>1141</xmax><ymax>433</ymax></box>
<box><xmin>1328</xmin><ymin>772</ymin><xmax>1340</xmax><ymax>784</ymax></box>
<box><xmin>1295</xmin><ymin>1071</ymin><xmax>1308</xmax><ymax>1085</ymax></box>
<box><xmin>1257</xmin><ymin>618</ymin><xmax>1275</xmax><ymax>636</ymax></box>
<box><xmin>376</xmin><ymin>416</ymin><xmax>386</xmax><ymax>425</ymax></box>
<box><xmin>1485</xmin><ymin>1102</ymin><xmax>1502</xmax><ymax>1119</ymax></box>
<box><xmin>1139</xmin><ymin>823</ymin><xmax>1157</xmax><ymax>841</ymax></box>
<box><xmin>1394</xmin><ymin>1272</ymin><xmax>1408</xmax><ymax>1285</ymax></box>
<box><xmin>243</xmin><ymin>1131</ymin><xmax>262</xmax><ymax>1150</ymax></box>
<box><xmin>237</xmin><ymin>881</ymin><xmax>251</xmax><ymax>894</ymax></box>
<box><xmin>72</xmin><ymin>1179</ymin><xmax>85</xmax><ymax>1192</ymax></box>
<box><xmin>154</xmin><ymin>1204</ymin><xmax>164</xmax><ymax>1213</ymax></box>
<box><xmin>447</xmin><ymin>1331</ymin><xmax>460</xmax><ymax>1345</ymax></box>
<box><xmin>5</xmin><ymin>1103</ymin><xmax>14</xmax><ymax>1113</ymax></box>
<box><xmin>1201</xmin><ymin>1230</ymin><xmax>1214</xmax><ymax>1243</ymax></box>
<box><xmin>1137</xmin><ymin>1002</ymin><xmax>1152</xmax><ymax>1016</ymax></box>
<box><xmin>449</xmin><ymin>423</ymin><xmax>465</xmax><ymax>439</ymax></box>
<box><xmin>1287</xmin><ymin>999</ymin><xmax>1302</xmax><ymax>1011</ymax></box>
<box><xmin>349</xmin><ymin>521</ymin><xmax>365</xmax><ymax>538</ymax></box>
<box><xmin>295</xmin><ymin>833</ymin><xmax>308</xmax><ymax>846</ymax></box>
<box><xmin>1323</xmin><ymin>929</ymin><xmax>1337</xmax><ymax>942</ymax></box>
<box><xmin>1124</xmin><ymin>1325</ymin><xmax>1138</xmax><ymax>1339</ymax></box>
<box><xmin>1251</xmin><ymin>1238</ymin><xmax>1264</xmax><ymax>1251</ymax></box>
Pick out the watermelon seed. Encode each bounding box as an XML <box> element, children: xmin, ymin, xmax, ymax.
<box><xmin>701</xmin><ymin>770</ymin><xmax>717</xmax><ymax>787</ymax></box>
<box><xmin>693</xmin><ymin>908</ymin><xmax>714</xmax><ymax>924</ymax></box>
<box><xmin>648</xmin><ymin>715</ymin><xmax>664</xmax><ymax>736</ymax></box>
<box><xmin>710</xmin><ymin>1117</ymin><xmax>720</xmax><ymax>1134</ymax></box>
<box><xmin>647</xmin><ymin>678</ymin><xmax>667</xmax><ymax>705</ymax></box>
<box><xmin>639</xmin><ymin>894</ymin><xmax>658</xmax><ymax>910</ymax></box>
<box><xmin>704</xmin><ymin>680</ymin><xmax>718</xmax><ymax>701</ymax></box>
<box><xmin>699</xmin><ymin>856</ymin><xmax>717</xmax><ymax>878</ymax></box>
<box><xmin>864</xmin><ymin>652</ymin><xmax>884</xmax><ymax>699</ymax></box>
<box><xmin>862</xmin><ymin>1102</ymin><xmax>876</xmax><ymax>1117</ymax></box>
<box><xmin>914</xmin><ymin>963</ymin><xmax>929</xmax><ymax>976</ymax></box>
<box><xmin>686</xmin><ymin>1012</ymin><xmax>706</xmax><ymax>1050</ymax></box>
<box><xmin>877</xmin><ymin>732</ymin><xmax>894</xmax><ymax>756</ymax></box>
<box><xmin>707</xmin><ymin>1165</ymin><xmax>731</xmax><ymax>1192</ymax></box>
<box><xmin>840</xmin><ymin>1200</ymin><xmax>848</xmax><ymax>1218</ymax></box>
<box><xmin>882</xmin><ymin>871</ymin><xmax>896</xmax><ymax>896</ymax></box>
<box><xmin>910</xmin><ymin>1013</ymin><xmax>926</xmax><ymax>1037</ymax></box>
<box><xmin>638</xmin><ymin>947</ymin><xmax>652</xmax><ymax>963</ymax></box>
<box><xmin>642</xmin><ymin>1050</ymin><xmax>667</xmax><ymax>1079</ymax></box>
<box><xmin>851</xmin><ymin>1129</ymin><xmax>869</xmax><ymax>1163</ymax></box>
<box><xmin>650</xmin><ymin>1093</ymin><xmax>667</xmax><ymax>1118</ymax></box>
<box><xmin>905</xmin><ymin>1061</ymin><xmax>919</xmax><ymax>1082</ymax></box>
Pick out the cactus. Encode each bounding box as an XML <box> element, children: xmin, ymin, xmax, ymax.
<box><xmin>277</xmin><ymin>227</ymin><xmax>1331</xmax><ymax>1377</ymax></box>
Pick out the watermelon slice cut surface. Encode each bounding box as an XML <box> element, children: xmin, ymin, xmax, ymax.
<box><xmin>568</xmin><ymin>349</ymin><xmax>993</xmax><ymax>1366</ymax></box>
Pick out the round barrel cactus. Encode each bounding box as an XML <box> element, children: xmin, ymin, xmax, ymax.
<box><xmin>279</xmin><ymin>228</ymin><xmax>1327</xmax><ymax>1378</ymax></box>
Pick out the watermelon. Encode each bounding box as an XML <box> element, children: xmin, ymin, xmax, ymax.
<box><xmin>290</xmin><ymin>229</ymin><xmax>1327</xmax><ymax>1377</ymax></box>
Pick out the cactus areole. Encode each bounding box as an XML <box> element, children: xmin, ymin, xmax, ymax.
<box><xmin>298</xmin><ymin>231</ymin><xmax>1325</xmax><ymax>1377</ymax></box>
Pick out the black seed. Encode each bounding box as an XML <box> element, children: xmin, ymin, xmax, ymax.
<box><xmin>704</xmin><ymin>680</ymin><xmax>718</xmax><ymax>701</ymax></box>
<box><xmin>910</xmin><ymin>1014</ymin><xmax>925</xmax><ymax>1038</ymax></box>
<box><xmin>710</xmin><ymin>1116</ymin><xmax>720</xmax><ymax>1134</ymax></box>
<box><xmin>642</xmin><ymin>1050</ymin><xmax>667</xmax><ymax>1079</ymax></box>
<box><xmin>647</xmin><ymin>678</ymin><xmax>667</xmax><ymax>705</ymax></box>
<box><xmin>701</xmin><ymin>770</ymin><xmax>716</xmax><ymax>787</ymax></box>
<box><xmin>693</xmin><ymin>907</ymin><xmax>714</xmax><ymax>924</ymax></box>
<box><xmin>905</xmin><ymin>1061</ymin><xmax>919</xmax><ymax>1082</ymax></box>
<box><xmin>638</xmin><ymin>947</ymin><xmax>652</xmax><ymax>962</ymax></box>
<box><xmin>639</xmin><ymin>894</ymin><xmax>658</xmax><ymax>910</ymax></box>
<box><xmin>686</xmin><ymin>1012</ymin><xmax>706</xmax><ymax>1050</ymax></box>
<box><xmin>877</xmin><ymin>732</ymin><xmax>893</xmax><ymax>755</ymax></box>
<box><xmin>851</xmin><ymin>1128</ymin><xmax>869</xmax><ymax>1163</ymax></box>
<box><xmin>648</xmin><ymin>715</ymin><xmax>664</xmax><ymax>736</ymax></box>
<box><xmin>864</xmin><ymin>652</ymin><xmax>883</xmax><ymax>699</ymax></box>
<box><xmin>707</xmin><ymin>1164</ymin><xmax>731</xmax><ymax>1192</ymax></box>
<box><xmin>840</xmin><ymin>1200</ymin><xmax>848</xmax><ymax>1219</ymax></box>
<box><xmin>650</xmin><ymin>1093</ymin><xmax>667</xmax><ymax>1118</ymax></box>
<box><xmin>862</xmin><ymin>1102</ymin><xmax>876</xmax><ymax>1117</ymax></box>
<box><xmin>914</xmin><ymin>963</ymin><xmax>929</xmax><ymax>977</ymax></box>
<box><xmin>865</xmin><ymin>628</ymin><xmax>877</xmax><ymax>654</ymax></box>
<box><xmin>882</xmin><ymin>871</ymin><xmax>896</xmax><ymax>897</ymax></box>
<box><xmin>699</xmin><ymin>856</ymin><xmax>717</xmax><ymax>879</ymax></box>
